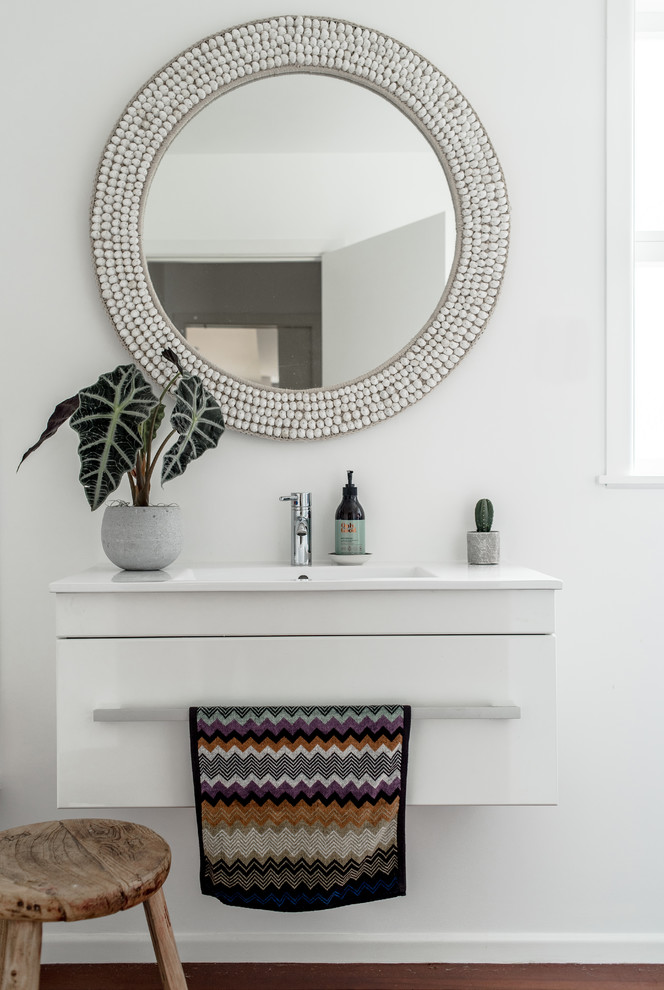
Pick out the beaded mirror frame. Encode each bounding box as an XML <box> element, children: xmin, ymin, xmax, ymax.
<box><xmin>91</xmin><ymin>15</ymin><xmax>509</xmax><ymax>441</ymax></box>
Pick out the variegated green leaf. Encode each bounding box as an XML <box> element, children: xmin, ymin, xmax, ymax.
<box><xmin>140</xmin><ymin>402</ymin><xmax>166</xmax><ymax>447</ymax></box>
<box><xmin>161</xmin><ymin>376</ymin><xmax>224</xmax><ymax>484</ymax></box>
<box><xmin>70</xmin><ymin>365</ymin><xmax>158</xmax><ymax>510</ymax></box>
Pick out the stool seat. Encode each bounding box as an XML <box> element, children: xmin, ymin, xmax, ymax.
<box><xmin>0</xmin><ymin>819</ymin><xmax>186</xmax><ymax>989</ymax></box>
<box><xmin>0</xmin><ymin>819</ymin><xmax>171</xmax><ymax>923</ymax></box>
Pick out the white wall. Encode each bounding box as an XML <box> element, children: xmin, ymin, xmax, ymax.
<box><xmin>3</xmin><ymin>0</ymin><xmax>663</xmax><ymax>966</ymax></box>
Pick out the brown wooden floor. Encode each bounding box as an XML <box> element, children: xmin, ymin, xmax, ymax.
<box><xmin>39</xmin><ymin>963</ymin><xmax>664</xmax><ymax>989</ymax></box>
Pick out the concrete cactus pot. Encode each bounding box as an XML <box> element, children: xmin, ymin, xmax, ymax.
<box><xmin>467</xmin><ymin>530</ymin><xmax>500</xmax><ymax>565</ymax></box>
<box><xmin>101</xmin><ymin>505</ymin><xmax>182</xmax><ymax>571</ymax></box>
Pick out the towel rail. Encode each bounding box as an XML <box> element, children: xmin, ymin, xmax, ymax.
<box><xmin>92</xmin><ymin>705</ymin><xmax>520</xmax><ymax>722</ymax></box>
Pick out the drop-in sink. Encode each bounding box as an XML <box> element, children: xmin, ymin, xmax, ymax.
<box><xmin>220</xmin><ymin>564</ymin><xmax>436</xmax><ymax>581</ymax></box>
<box><xmin>172</xmin><ymin>562</ymin><xmax>439</xmax><ymax>589</ymax></box>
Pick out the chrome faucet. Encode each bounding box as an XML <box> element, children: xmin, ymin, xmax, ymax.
<box><xmin>279</xmin><ymin>492</ymin><xmax>312</xmax><ymax>567</ymax></box>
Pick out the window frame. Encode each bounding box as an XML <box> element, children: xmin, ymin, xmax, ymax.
<box><xmin>602</xmin><ymin>0</ymin><xmax>664</xmax><ymax>487</ymax></box>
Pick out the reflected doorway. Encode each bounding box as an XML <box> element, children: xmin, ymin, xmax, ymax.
<box><xmin>148</xmin><ymin>260</ymin><xmax>322</xmax><ymax>388</ymax></box>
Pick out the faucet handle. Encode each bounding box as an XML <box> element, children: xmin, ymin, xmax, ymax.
<box><xmin>279</xmin><ymin>492</ymin><xmax>312</xmax><ymax>509</ymax></box>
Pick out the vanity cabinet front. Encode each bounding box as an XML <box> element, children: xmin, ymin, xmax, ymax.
<box><xmin>52</xmin><ymin>565</ymin><xmax>561</xmax><ymax>809</ymax></box>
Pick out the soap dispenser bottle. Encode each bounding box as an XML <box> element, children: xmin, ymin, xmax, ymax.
<box><xmin>335</xmin><ymin>470</ymin><xmax>365</xmax><ymax>555</ymax></box>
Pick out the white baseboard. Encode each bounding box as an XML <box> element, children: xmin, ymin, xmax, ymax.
<box><xmin>41</xmin><ymin>931</ymin><xmax>664</xmax><ymax>965</ymax></box>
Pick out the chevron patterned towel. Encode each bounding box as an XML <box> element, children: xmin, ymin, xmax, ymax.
<box><xmin>189</xmin><ymin>704</ymin><xmax>411</xmax><ymax>912</ymax></box>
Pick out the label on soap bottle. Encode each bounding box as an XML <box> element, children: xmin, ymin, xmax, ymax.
<box><xmin>335</xmin><ymin>519</ymin><xmax>365</xmax><ymax>555</ymax></box>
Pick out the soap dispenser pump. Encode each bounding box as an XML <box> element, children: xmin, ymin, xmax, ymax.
<box><xmin>334</xmin><ymin>470</ymin><xmax>365</xmax><ymax>555</ymax></box>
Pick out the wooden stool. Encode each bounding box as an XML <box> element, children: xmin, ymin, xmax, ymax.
<box><xmin>0</xmin><ymin>819</ymin><xmax>187</xmax><ymax>990</ymax></box>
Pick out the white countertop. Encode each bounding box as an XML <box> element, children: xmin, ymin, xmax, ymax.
<box><xmin>50</xmin><ymin>562</ymin><xmax>563</xmax><ymax>593</ymax></box>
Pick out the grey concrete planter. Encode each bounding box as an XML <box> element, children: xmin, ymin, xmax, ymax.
<box><xmin>101</xmin><ymin>505</ymin><xmax>182</xmax><ymax>571</ymax></box>
<box><xmin>467</xmin><ymin>530</ymin><xmax>500</xmax><ymax>565</ymax></box>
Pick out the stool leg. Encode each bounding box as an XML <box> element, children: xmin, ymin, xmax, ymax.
<box><xmin>0</xmin><ymin>921</ymin><xmax>41</xmax><ymax>990</ymax></box>
<box><xmin>0</xmin><ymin>922</ymin><xmax>7</xmax><ymax>975</ymax></box>
<box><xmin>143</xmin><ymin>888</ymin><xmax>187</xmax><ymax>990</ymax></box>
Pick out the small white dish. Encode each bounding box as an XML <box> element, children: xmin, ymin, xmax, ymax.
<box><xmin>328</xmin><ymin>553</ymin><xmax>372</xmax><ymax>566</ymax></box>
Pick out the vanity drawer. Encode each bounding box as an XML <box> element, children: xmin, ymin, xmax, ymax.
<box><xmin>54</xmin><ymin>588</ymin><xmax>556</xmax><ymax>637</ymax></box>
<box><xmin>56</xmin><ymin>635</ymin><xmax>556</xmax><ymax>808</ymax></box>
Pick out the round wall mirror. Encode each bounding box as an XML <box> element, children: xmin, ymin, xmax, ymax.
<box><xmin>91</xmin><ymin>16</ymin><xmax>509</xmax><ymax>440</ymax></box>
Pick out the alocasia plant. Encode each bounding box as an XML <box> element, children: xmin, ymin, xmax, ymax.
<box><xmin>18</xmin><ymin>350</ymin><xmax>224</xmax><ymax>509</ymax></box>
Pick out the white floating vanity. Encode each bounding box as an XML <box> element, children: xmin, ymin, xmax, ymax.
<box><xmin>51</xmin><ymin>562</ymin><xmax>561</xmax><ymax>808</ymax></box>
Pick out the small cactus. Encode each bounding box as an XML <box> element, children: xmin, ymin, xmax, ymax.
<box><xmin>475</xmin><ymin>498</ymin><xmax>494</xmax><ymax>532</ymax></box>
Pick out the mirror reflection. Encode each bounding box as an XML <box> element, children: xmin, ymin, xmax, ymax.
<box><xmin>144</xmin><ymin>74</ymin><xmax>456</xmax><ymax>389</ymax></box>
